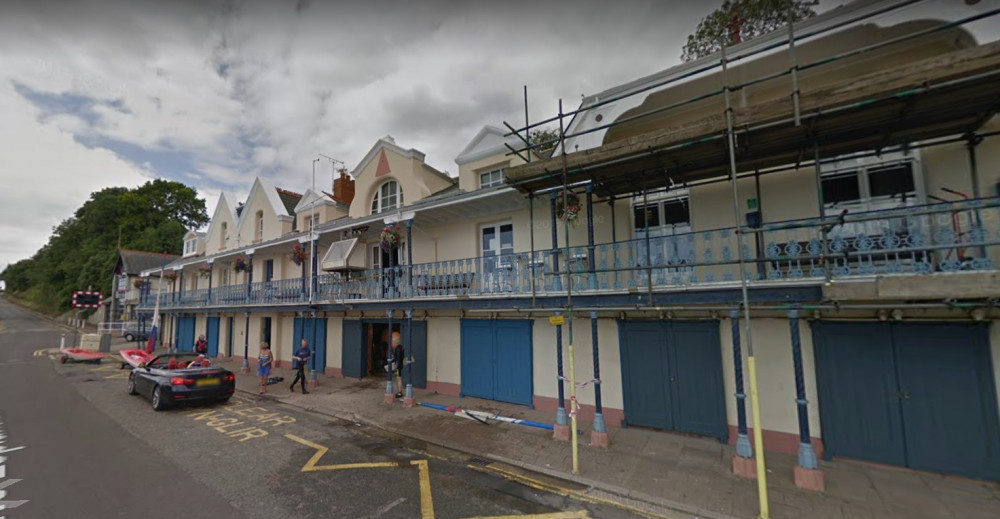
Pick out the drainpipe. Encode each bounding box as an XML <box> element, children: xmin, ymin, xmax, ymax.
<box><xmin>730</xmin><ymin>310</ymin><xmax>752</xmax><ymax>459</ymax></box>
<box><xmin>550</xmin><ymin>192</ymin><xmax>562</xmax><ymax>291</ymax></box>
<box><xmin>589</xmin><ymin>311</ymin><xmax>607</xmax><ymax>447</ymax></box>
<box><xmin>300</xmin><ymin>239</ymin><xmax>307</xmax><ymax>301</ymax></box>
<box><xmin>789</xmin><ymin>310</ymin><xmax>819</xmax><ymax>472</ymax></box>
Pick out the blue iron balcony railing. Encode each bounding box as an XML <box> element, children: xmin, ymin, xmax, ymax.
<box><xmin>140</xmin><ymin>197</ymin><xmax>1000</xmax><ymax>309</ymax></box>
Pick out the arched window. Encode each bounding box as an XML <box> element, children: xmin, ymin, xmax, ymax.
<box><xmin>370</xmin><ymin>180</ymin><xmax>402</xmax><ymax>214</ymax></box>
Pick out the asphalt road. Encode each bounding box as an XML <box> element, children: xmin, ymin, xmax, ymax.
<box><xmin>0</xmin><ymin>297</ymin><xmax>650</xmax><ymax>519</ymax></box>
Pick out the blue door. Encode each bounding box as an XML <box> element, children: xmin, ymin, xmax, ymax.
<box><xmin>813</xmin><ymin>322</ymin><xmax>1000</xmax><ymax>481</ymax></box>
<box><xmin>342</xmin><ymin>320</ymin><xmax>364</xmax><ymax>378</ymax></box>
<box><xmin>618</xmin><ymin>320</ymin><xmax>727</xmax><ymax>441</ymax></box>
<box><xmin>176</xmin><ymin>316</ymin><xmax>196</xmax><ymax>352</ymax></box>
<box><xmin>406</xmin><ymin>321</ymin><xmax>428</xmax><ymax>389</ymax></box>
<box><xmin>206</xmin><ymin>317</ymin><xmax>220</xmax><ymax>357</ymax></box>
<box><xmin>460</xmin><ymin>319</ymin><xmax>533</xmax><ymax>407</ymax></box>
<box><xmin>294</xmin><ymin>317</ymin><xmax>327</xmax><ymax>374</ymax></box>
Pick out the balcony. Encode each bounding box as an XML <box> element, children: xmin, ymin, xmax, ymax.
<box><xmin>141</xmin><ymin>198</ymin><xmax>1000</xmax><ymax>309</ymax></box>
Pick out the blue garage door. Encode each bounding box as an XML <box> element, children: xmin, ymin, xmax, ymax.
<box><xmin>619</xmin><ymin>320</ymin><xmax>727</xmax><ymax>441</ymax></box>
<box><xmin>206</xmin><ymin>317</ymin><xmax>220</xmax><ymax>357</ymax></box>
<box><xmin>176</xmin><ymin>316</ymin><xmax>196</xmax><ymax>352</ymax></box>
<box><xmin>813</xmin><ymin>322</ymin><xmax>1000</xmax><ymax>481</ymax></box>
<box><xmin>460</xmin><ymin>319</ymin><xmax>533</xmax><ymax>407</ymax></box>
<box><xmin>294</xmin><ymin>317</ymin><xmax>327</xmax><ymax>374</ymax></box>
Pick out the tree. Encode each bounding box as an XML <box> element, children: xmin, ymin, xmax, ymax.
<box><xmin>681</xmin><ymin>0</ymin><xmax>819</xmax><ymax>62</ymax></box>
<box><xmin>0</xmin><ymin>179</ymin><xmax>208</xmax><ymax>314</ymax></box>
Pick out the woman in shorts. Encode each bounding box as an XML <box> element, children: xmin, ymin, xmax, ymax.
<box><xmin>258</xmin><ymin>343</ymin><xmax>273</xmax><ymax>395</ymax></box>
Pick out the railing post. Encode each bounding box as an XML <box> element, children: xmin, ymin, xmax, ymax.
<box><xmin>550</xmin><ymin>191</ymin><xmax>562</xmax><ymax>291</ymax></box>
<box><xmin>586</xmin><ymin>184</ymin><xmax>597</xmax><ymax>290</ymax></box>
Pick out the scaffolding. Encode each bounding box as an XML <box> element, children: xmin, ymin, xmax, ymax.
<box><xmin>501</xmin><ymin>1</ymin><xmax>1000</xmax><ymax>516</ymax></box>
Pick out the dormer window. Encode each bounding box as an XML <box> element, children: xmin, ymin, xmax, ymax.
<box><xmin>370</xmin><ymin>180</ymin><xmax>402</xmax><ymax>214</ymax></box>
<box><xmin>183</xmin><ymin>238</ymin><xmax>197</xmax><ymax>256</ymax></box>
<box><xmin>479</xmin><ymin>168</ymin><xmax>505</xmax><ymax>188</ymax></box>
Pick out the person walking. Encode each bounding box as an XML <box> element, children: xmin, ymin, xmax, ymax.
<box><xmin>258</xmin><ymin>343</ymin><xmax>273</xmax><ymax>395</ymax></box>
<box><xmin>290</xmin><ymin>338</ymin><xmax>311</xmax><ymax>394</ymax></box>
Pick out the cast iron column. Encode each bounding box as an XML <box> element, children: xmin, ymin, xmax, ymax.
<box><xmin>310</xmin><ymin>310</ymin><xmax>318</xmax><ymax>382</ymax></box>
<box><xmin>405</xmin><ymin>309</ymin><xmax>413</xmax><ymax>400</ymax></box>
<box><xmin>590</xmin><ymin>311</ymin><xmax>604</xmax><ymax>432</ymax></box>
<box><xmin>555</xmin><ymin>311</ymin><xmax>567</xmax><ymax>427</ymax></box>
<box><xmin>549</xmin><ymin>191</ymin><xmax>562</xmax><ymax>291</ymax></box>
<box><xmin>406</xmin><ymin>220</ymin><xmax>413</xmax><ymax>296</ymax></box>
<box><xmin>788</xmin><ymin>309</ymin><xmax>817</xmax><ymax>469</ymax></box>
<box><xmin>731</xmin><ymin>310</ymin><xmax>753</xmax><ymax>458</ymax></box>
<box><xmin>242</xmin><ymin>310</ymin><xmax>250</xmax><ymax>372</ymax></box>
<box><xmin>300</xmin><ymin>240</ymin><xmax>307</xmax><ymax>300</ymax></box>
<box><xmin>311</xmin><ymin>237</ymin><xmax>319</xmax><ymax>298</ymax></box>
<box><xmin>385</xmin><ymin>309</ymin><xmax>395</xmax><ymax>399</ymax></box>
<box><xmin>586</xmin><ymin>185</ymin><xmax>597</xmax><ymax>290</ymax></box>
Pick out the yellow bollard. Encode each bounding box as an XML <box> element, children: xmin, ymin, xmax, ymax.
<box><xmin>747</xmin><ymin>355</ymin><xmax>770</xmax><ymax>519</ymax></box>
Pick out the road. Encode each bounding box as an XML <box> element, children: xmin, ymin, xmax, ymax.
<box><xmin>0</xmin><ymin>297</ymin><xmax>654</xmax><ymax>519</ymax></box>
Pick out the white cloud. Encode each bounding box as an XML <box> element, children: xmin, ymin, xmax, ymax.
<box><xmin>0</xmin><ymin>0</ymin><xmax>858</xmax><ymax>271</ymax></box>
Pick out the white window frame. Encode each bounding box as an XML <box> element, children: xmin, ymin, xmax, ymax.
<box><xmin>184</xmin><ymin>239</ymin><xmax>197</xmax><ymax>256</ymax></box>
<box><xmin>370</xmin><ymin>242</ymin><xmax>406</xmax><ymax>270</ymax></box>
<box><xmin>819</xmin><ymin>149</ymin><xmax>924</xmax><ymax>213</ymax></box>
<box><xmin>479</xmin><ymin>168</ymin><xmax>505</xmax><ymax>189</ymax></box>
<box><xmin>370</xmin><ymin>180</ymin><xmax>403</xmax><ymax>214</ymax></box>
<box><xmin>256</xmin><ymin>211</ymin><xmax>265</xmax><ymax>241</ymax></box>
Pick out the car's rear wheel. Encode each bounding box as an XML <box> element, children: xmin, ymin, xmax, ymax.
<box><xmin>127</xmin><ymin>375</ymin><xmax>137</xmax><ymax>395</ymax></box>
<box><xmin>151</xmin><ymin>386</ymin><xmax>167</xmax><ymax>411</ymax></box>
<box><xmin>124</xmin><ymin>333</ymin><xmax>135</xmax><ymax>341</ymax></box>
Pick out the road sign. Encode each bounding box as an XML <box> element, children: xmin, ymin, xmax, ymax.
<box><xmin>72</xmin><ymin>290</ymin><xmax>103</xmax><ymax>308</ymax></box>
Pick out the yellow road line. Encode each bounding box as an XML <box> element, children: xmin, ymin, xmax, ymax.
<box><xmin>413</xmin><ymin>460</ymin><xmax>435</xmax><ymax>519</ymax></box>
<box><xmin>464</xmin><ymin>512</ymin><xmax>590</xmax><ymax>519</ymax></box>
<box><xmin>286</xmin><ymin>434</ymin><xmax>435</xmax><ymax>519</ymax></box>
<box><xmin>469</xmin><ymin>464</ymin><xmax>677</xmax><ymax>519</ymax></box>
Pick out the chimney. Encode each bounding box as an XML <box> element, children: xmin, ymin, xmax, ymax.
<box><xmin>333</xmin><ymin>169</ymin><xmax>355</xmax><ymax>205</ymax></box>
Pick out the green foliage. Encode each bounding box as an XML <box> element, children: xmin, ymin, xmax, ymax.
<box><xmin>681</xmin><ymin>0</ymin><xmax>819</xmax><ymax>62</ymax></box>
<box><xmin>529</xmin><ymin>128</ymin><xmax>560</xmax><ymax>156</ymax></box>
<box><xmin>0</xmin><ymin>179</ymin><xmax>208</xmax><ymax>314</ymax></box>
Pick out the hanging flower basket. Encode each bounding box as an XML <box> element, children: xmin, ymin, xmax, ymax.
<box><xmin>555</xmin><ymin>189</ymin><xmax>581</xmax><ymax>225</ymax></box>
<box><xmin>289</xmin><ymin>243</ymin><xmax>307</xmax><ymax>266</ymax></box>
<box><xmin>379</xmin><ymin>225</ymin><xmax>402</xmax><ymax>251</ymax></box>
<box><xmin>233</xmin><ymin>256</ymin><xmax>250</xmax><ymax>273</ymax></box>
<box><xmin>164</xmin><ymin>271</ymin><xmax>179</xmax><ymax>281</ymax></box>
<box><xmin>197</xmin><ymin>263</ymin><xmax>212</xmax><ymax>278</ymax></box>
<box><xmin>133</xmin><ymin>278</ymin><xmax>149</xmax><ymax>289</ymax></box>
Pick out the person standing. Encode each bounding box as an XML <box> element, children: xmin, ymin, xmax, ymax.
<box><xmin>195</xmin><ymin>334</ymin><xmax>208</xmax><ymax>355</ymax></box>
<box><xmin>258</xmin><ymin>343</ymin><xmax>273</xmax><ymax>395</ymax></box>
<box><xmin>390</xmin><ymin>331</ymin><xmax>404</xmax><ymax>398</ymax></box>
<box><xmin>290</xmin><ymin>338</ymin><xmax>311</xmax><ymax>394</ymax></box>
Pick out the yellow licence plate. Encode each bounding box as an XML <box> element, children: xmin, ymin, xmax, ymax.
<box><xmin>196</xmin><ymin>378</ymin><xmax>219</xmax><ymax>386</ymax></box>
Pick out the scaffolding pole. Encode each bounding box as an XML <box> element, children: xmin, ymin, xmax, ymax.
<box><xmin>723</xmin><ymin>44</ymin><xmax>770</xmax><ymax>519</ymax></box>
<box><xmin>559</xmin><ymin>99</ymin><xmax>580</xmax><ymax>475</ymax></box>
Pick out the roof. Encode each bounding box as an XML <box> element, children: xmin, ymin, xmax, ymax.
<box><xmin>506</xmin><ymin>38</ymin><xmax>1000</xmax><ymax>197</ymax></box>
<box><xmin>118</xmin><ymin>249</ymin><xmax>180</xmax><ymax>275</ymax></box>
<box><xmin>276</xmin><ymin>187</ymin><xmax>303</xmax><ymax>217</ymax></box>
<box><xmin>351</xmin><ymin>135</ymin><xmax>455</xmax><ymax>185</ymax></box>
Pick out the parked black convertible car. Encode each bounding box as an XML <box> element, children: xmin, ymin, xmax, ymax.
<box><xmin>127</xmin><ymin>353</ymin><xmax>236</xmax><ymax>410</ymax></box>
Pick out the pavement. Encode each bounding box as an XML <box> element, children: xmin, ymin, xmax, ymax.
<box><xmin>40</xmin><ymin>316</ymin><xmax>1000</xmax><ymax>519</ymax></box>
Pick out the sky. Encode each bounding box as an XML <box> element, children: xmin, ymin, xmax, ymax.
<box><xmin>0</xmin><ymin>0</ymin><xmax>858</xmax><ymax>271</ymax></box>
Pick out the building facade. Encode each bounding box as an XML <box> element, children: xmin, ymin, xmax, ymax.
<box><xmin>140</xmin><ymin>0</ymin><xmax>1000</xmax><ymax>485</ymax></box>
